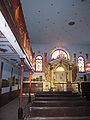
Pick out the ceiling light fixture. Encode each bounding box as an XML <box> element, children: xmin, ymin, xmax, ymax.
<box><xmin>51</xmin><ymin>3</ymin><xmax>53</xmax><ymax>6</ymax></box>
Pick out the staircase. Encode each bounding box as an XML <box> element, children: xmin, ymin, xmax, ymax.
<box><xmin>24</xmin><ymin>92</ymin><xmax>90</xmax><ymax>120</ymax></box>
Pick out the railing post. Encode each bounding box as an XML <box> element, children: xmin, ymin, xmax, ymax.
<box><xmin>18</xmin><ymin>58</ymin><xmax>24</xmax><ymax>119</ymax></box>
<box><xmin>28</xmin><ymin>69</ymin><xmax>32</xmax><ymax>102</ymax></box>
<box><xmin>0</xmin><ymin>62</ymin><xmax>3</xmax><ymax>96</ymax></box>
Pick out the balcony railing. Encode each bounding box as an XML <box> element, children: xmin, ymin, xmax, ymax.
<box><xmin>0</xmin><ymin>0</ymin><xmax>33</xmax><ymax>69</ymax></box>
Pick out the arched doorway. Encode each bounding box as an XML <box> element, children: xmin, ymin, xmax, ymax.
<box><xmin>55</xmin><ymin>66</ymin><xmax>66</xmax><ymax>82</ymax></box>
<box><xmin>55</xmin><ymin>66</ymin><xmax>67</xmax><ymax>91</ymax></box>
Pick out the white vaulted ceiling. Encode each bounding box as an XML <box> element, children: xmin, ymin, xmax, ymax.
<box><xmin>21</xmin><ymin>0</ymin><xmax>90</xmax><ymax>55</ymax></box>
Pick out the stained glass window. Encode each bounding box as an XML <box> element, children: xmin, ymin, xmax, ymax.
<box><xmin>85</xmin><ymin>62</ymin><xmax>90</xmax><ymax>73</ymax></box>
<box><xmin>36</xmin><ymin>55</ymin><xmax>43</xmax><ymax>72</ymax></box>
<box><xmin>52</xmin><ymin>50</ymin><xmax>59</xmax><ymax>60</ymax></box>
<box><xmin>51</xmin><ymin>49</ymin><xmax>70</xmax><ymax>60</ymax></box>
<box><xmin>78</xmin><ymin>56</ymin><xmax>85</xmax><ymax>72</ymax></box>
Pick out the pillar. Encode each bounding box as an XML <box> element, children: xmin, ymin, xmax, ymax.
<box><xmin>44</xmin><ymin>52</ymin><xmax>47</xmax><ymax>70</ymax></box>
<box><xmin>74</xmin><ymin>53</ymin><xmax>76</xmax><ymax>64</ymax></box>
<box><xmin>18</xmin><ymin>58</ymin><xmax>24</xmax><ymax>119</ymax></box>
<box><xmin>44</xmin><ymin>53</ymin><xmax>47</xmax><ymax>63</ymax></box>
<box><xmin>10</xmin><ymin>67</ymin><xmax>13</xmax><ymax>92</ymax></box>
<box><xmin>69</xmin><ymin>65</ymin><xmax>72</xmax><ymax>82</ymax></box>
<box><xmin>0</xmin><ymin>62</ymin><xmax>4</xmax><ymax>95</ymax></box>
<box><xmin>86</xmin><ymin>53</ymin><xmax>89</xmax><ymax>61</ymax></box>
<box><xmin>28</xmin><ymin>69</ymin><xmax>32</xmax><ymax>102</ymax></box>
<box><xmin>18</xmin><ymin>68</ymin><xmax>20</xmax><ymax>90</ymax></box>
<box><xmin>44</xmin><ymin>52</ymin><xmax>48</xmax><ymax>80</ymax></box>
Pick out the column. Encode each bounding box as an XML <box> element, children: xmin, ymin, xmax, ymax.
<box><xmin>18</xmin><ymin>58</ymin><xmax>24</xmax><ymax>119</ymax></box>
<box><xmin>74</xmin><ymin>53</ymin><xmax>76</xmax><ymax>64</ymax></box>
<box><xmin>28</xmin><ymin>69</ymin><xmax>32</xmax><ymax>102</ymax></box>
<box><xmin>10</xmin><ymin>67</ymin><xmax>13</xmax><ymax>92</ymax></box>
<box><xmin>65</xmin><ymin>71</ymin><xmax>68</xmax><ymax>91</ymax></box>
<box><xmin>18</xmin><ymin>68</ymin><xmax>20</xmax><ymax>90</ymax></box>
<box><xmin>86</xmin><ymin>53</ymin><xmax>89</xmax><ymax>62</ymax></box>
<box><xmin>0</xmin><ymin>62</ymin><xmax>3</xmax><ymax>95</ymax></box>
<box><xmin>70</xmin><ymin>70</ymin><xmax>72</xmax><ymax>83</ymax></box>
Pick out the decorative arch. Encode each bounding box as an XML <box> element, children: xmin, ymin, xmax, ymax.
<box><xmin>78</xmin><ymin>56</ymin><xmax>85</xmax><ymax>73</ymax></box>
<box><xmin>50</xmin><ymin>48</ymin><xmax>70</xmax><ymax>61</ymax></box>
<box><xmin>35</xmin><ymin>55</ymin><xmax>43</xmax><ymax>72</ymax></box>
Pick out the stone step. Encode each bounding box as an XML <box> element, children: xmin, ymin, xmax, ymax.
<box><xmin>32</xmin><ymin>100</ymin><xmax>90</xmax><ymax>107</ymax></box>
<box><xmin>35</xmin><ymin>94</ymin><xmax>80</xmax><ymax>97</ymax></box>
<box><xmin>35</xmin><ymin>96</ymin><xmax>85</xmax><ymax>101</ymax></box>
<box><xmin>24</xmin><ymin>92</ymin><xmax>90</xmax><ymax>119</ymax></box>
<box><xmin>36</xmin><ymin>91</ymin><xmax>78</xmax><ymax>94</ymax></box>
<box><xmin>26</xmin><ymin>116</ymin><xmax>90</xmax><ymax>120</ymax></box>
<box><xmin>35</xmin><ymin>92</ymin><xmax>79</xmax><ymax>97</ymax></box>
<box><xmin>29</xmin><ymin>106</ymin><xmax>90</xmax><ymax>117</ymax></box>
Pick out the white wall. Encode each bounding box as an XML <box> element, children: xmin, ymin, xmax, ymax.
<box><xmin>0</xmin><ymin>60</ymin><xmax>21</xmax><ymax>94</ymax></box>
<box><xmin>2</xmin><ymin>62</ymin><xmax>11</xmax><ymax>80</ymax></box>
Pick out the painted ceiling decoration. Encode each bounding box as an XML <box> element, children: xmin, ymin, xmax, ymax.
<box><xmin>0</xmin><ymin>44</ymin><xmax>17</xmax><ymax>54</ymax></box>
<box><xmin>0</xmin><ymin>30</ymin><xmax>20</xmax><ymax>66</ymax></box>
<box><xmin>0</xmin><ymin>48</ymin><xmax>7</xmax><ymax>52</ymax></box>
<box><xmin>0</xmin><ymin>31</ymin><xmax>5</xmax><ymax>38</ymax></box>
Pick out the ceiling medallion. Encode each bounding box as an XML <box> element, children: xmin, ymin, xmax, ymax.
<box><xmin>51</xmin><ymin>3</ymin><xmax>53</xmax><ymax>6</ymax></box>
<box><xmin>68</xmin><ymin>21</ymin><xmax>75</xmax><ymax>26</ymax></box>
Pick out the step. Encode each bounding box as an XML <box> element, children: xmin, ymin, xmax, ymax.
<box><xmin>32</xmin><ymin>100</ymin><xmax>90</xmax><ymax>107</ymax></box>
<box><xmin>35</xmin><ymin>91</ymin><xmax>78</xmax><ymax>94</ymax></box>
<box><xmin>35</xmin><ymin>94</ymin><xmax>80</xmax><ymax>97</ymax></box>
<box><xmin>29</xmin><ymin>106</ymin><xmax>90</xmax><ymax>117</ymax></box>
<box><xmin>35</xmin><ymin>92</ymin><xmax>79</xmax><ymax>97</ymax></box>
<box><xmin>26</xmin><ymin>116</ymin><xmax>90</xmax><ymax>120</ymax></box>
<box><xmin>35</xmin><ymin>96</ymin><xmax>85</xmax><ymax>101</ymax></box>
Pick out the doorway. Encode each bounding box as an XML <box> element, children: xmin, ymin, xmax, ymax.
<box><xmin>55</xmin><ymin>66</ymin><xmax>67</xmax><ymax>91</ymax></box>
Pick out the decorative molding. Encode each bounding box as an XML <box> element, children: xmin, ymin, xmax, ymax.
<box><xmin>0</xmin><ymin>31</ymin><xmax>5</xmax><ymax>38</ymax></box>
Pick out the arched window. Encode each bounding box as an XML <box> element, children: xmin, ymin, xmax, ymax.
<box><xmin>52</xmin><ymin>50</ymin><xmax>59</xmax><ymax>60</ymax></box>
<box><xmin>56</xmin><ymin>66</ymin><xmax>65</xmax><ymax>72</ymax></box>
<box><xmin>85</xmin><ymin>62</ymin><xmax>90</xmax><ymax>73</ymax></box>
<box><xmin>51</xmin><ymin>49</ymin><xmax>70</xmax><ymax>60</ymax></box>
<box><xmin>78</xmin><ymin>56</ymin><xmax>85</xmax><ymax>72</ymax></box>
<box><xmin>36</xmin><ymin>55</ymin><xmax>43</xmax><ymax>72</ymax></box>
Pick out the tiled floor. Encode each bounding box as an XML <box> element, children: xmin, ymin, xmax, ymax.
<box><xmin>0</xmin><ymin>97</ymin><xmax>28</xmax><ymax>120</ymax></box>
